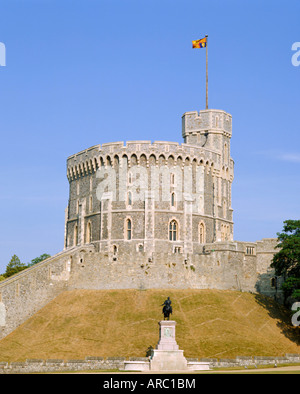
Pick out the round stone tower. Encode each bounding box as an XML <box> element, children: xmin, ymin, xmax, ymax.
<box><xmin>65</xmin><ymin>109</ymin><xmax>234</xmax><ymax>258</ymax></box>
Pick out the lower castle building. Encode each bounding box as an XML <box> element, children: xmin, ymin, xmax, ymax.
<box><xmin>0</xmin><ymin>107</ymin><xmax>282</xmax><ymax>339</ymax></box>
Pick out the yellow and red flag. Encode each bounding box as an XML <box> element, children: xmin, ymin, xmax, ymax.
<box><xmin>192</xmin><ymin>37</ymin><xmax>207</xmax><ymax>48</ymax></box>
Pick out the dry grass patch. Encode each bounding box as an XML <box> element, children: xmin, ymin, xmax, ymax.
<box><xmin>0</xmin><ymin>289</ymin><xmax>298</xmax><ymax>362</ymax></box>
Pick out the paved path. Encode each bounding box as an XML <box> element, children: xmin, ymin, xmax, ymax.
<box><xmin>208</xmin><ymin>365</ymin><xmax>300</xmax><ymax>373</ymax></box>
<box><xmin>77</xmin><ymin>365</ymin><xmax>300</xmax><ymax>374</ymax></box>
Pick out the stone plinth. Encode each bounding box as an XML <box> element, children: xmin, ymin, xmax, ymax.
<box><xmin>150</xmin><ymin>321</ymin><xmax>188</xmax><ymax>371</ymax></box>
<box><xmin>155</xmin><ymin>320</ymin><xmax>179</xmax><ymax>351</ymax></box>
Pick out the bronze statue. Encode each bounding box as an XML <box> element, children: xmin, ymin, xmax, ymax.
<box><xmin>161</xmin><ymin>297</ymin><xmax>172</xmax><ymax>320</ymax></box>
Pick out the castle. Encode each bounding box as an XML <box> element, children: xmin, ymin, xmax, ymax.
<box><xmin>66</xmin><ymin>109</ymin><xmax>234</xmax><ymax>253</ymax></box>
<box><xmin>0</xmin><ymin>108</ymin><xmax>281</xmax><ymax>340</ymax></box>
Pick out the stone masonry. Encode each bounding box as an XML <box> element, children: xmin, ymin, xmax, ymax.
<box><xmin>0</xmin><ymin>108</ymin><xmax>283</xmax><ymax>340</ymax></box>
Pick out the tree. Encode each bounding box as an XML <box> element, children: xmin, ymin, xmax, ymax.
<box><xmin>281</xmin><ymin>277</ymin><xmax>300</xmax><ymax>300</ymax></box>
<box><xmin>4</xmin><ymin>255</ymin><xmax>26</xmax><ymax>278</ymax></box>
<box><xmin>27</xmin><ymin>253</ymin><xmax>51</xmax><ymax>267</ymax></box>
<box><xmin>271</xmin><ymin>220</ymin><xmax>300</xmax><ymax>300</ymax></box>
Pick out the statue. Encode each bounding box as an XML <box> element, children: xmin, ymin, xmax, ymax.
<box><xmin>161</xmin><ymin>297</ymin><xmax>172</xmax><ymax>320</ymax></box>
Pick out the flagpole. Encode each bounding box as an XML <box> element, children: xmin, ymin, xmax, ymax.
<box><xmin>205</xmin><ymin>35</ymin><xmax>208</xmax><ymax>109</ymax></box>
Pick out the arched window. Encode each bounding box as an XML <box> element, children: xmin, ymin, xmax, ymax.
<box><xmin>199</xmin><ymin>222</ymin><xmax>206</xmax><ymax>244</ymax></box>
<box><xmin>127</xmin><ymin>191</ymin><xmax>132</xmax><ymax>206</ymax></box>
<box><xmin>113</xmin><ymin>245</ymin><xmax>118</xmax><ymax>255</ymax></box>
<box><xmin>224</xmin><ymin>143</ymin><xmax>228</xmax><ymax>163</ymax></box>
<box><xmin>170</xmin><ymin>173</ymin><xmax>175</xmax><ymax>186</ymax></box>
<box><xmin>86</xmin><ymin>222</ymin><xmax>91</xmax><ymax>244</ymax></box>
<box><xmin>223</xmin><ymin>200</ymin><xmax>227</xmax><ymax>218</ymax></box>
<box><xmin>126</xmin><ymin>218</ymin><xmax>132</xmax><ymax>240</ymax></box>
<box><xmin>271</xmin><ymin>277</ymin><xmax>277</xmax><ymax>288</ymax></box>
<box><xmin>171</xmin><ymin>192</ymin><xmax>176</xmax><ymax>207</ymax></box>
<box><xmin>169</xmin><ymin>220</ymin><xmax>178</xmax><ymax>241</ymax></box>
<box><xmin>74</xmin><ymin>223</ymin><xmax>78</xmax><ymax>246</ymax></box>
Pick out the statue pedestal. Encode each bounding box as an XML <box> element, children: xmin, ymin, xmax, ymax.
<box><xmin>155</xmin><ymin>320</ymin><xmax>179</xmax><ymax>351</ymax></box>
<box><xmin>150</xmin><ymin>321</ymin><xmax>188</xmax><ymax>371</ymax></box>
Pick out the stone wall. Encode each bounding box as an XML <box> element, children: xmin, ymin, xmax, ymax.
<box><xmin>0</xmin><ymin>356</ymin><xmax>126</xmax><ymax>374</ymax></box>
<box><xmin>0</xmin><ymin>245</ymin><xmax>93</xmax><ymax>339</ymax></box>
<box><xmin>67</xmin><ymin>239</ymin><xmax>278</xmax><ymax>296</ymax></box>
<box><xmin>0</xmin><ymin>237</ymin><xmax>280</xmax><ymax>340</ymax></box>
<box><xmin>0</xmin><ymin>354</ymin><xmax>299</xmax><ymax>374</ymax></box>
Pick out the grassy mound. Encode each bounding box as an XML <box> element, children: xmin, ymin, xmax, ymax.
<box><xmin>0</xmin><ymin>289</ymin><xmax>298</xmax><ymax>361</ymax></box>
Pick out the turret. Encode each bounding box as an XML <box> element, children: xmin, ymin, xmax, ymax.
<box><xmin>182</xmin><ymin>109</ymin><xmax>232</xmax><ymax>154</ymax></box>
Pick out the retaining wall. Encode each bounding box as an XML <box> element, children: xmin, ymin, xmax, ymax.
<box><xmin>0</xmin><ymin>354</ymin><xmax>299</xmax><ymax>374</ymax></box>
<box><xmin>0</xmin><ymin>238</ymin><xmax>281</xmax><ymax>340</ymax></box>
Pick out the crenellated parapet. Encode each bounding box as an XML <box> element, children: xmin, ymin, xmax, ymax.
<box><xmin>67</xmin><ymin>140</ymin><xmax>233</xmax><ymax>182</ymax></box>
<box><xmin>182</xmin><ymin>109</ymin><xmax>232</xmax><ymax>140</ymax></box>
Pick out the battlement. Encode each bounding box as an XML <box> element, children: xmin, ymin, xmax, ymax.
<box><xmin>66</xmin><ymin>108</ymin><xmax>233</xmax><ymax>181</ymax></box>
<box><xmin>182</xmin><ymin>109</ymin><xmax>232</xmax><ymax>135</ymax></box>
<box><xmin>67</xmin><ymin>140</ymin><xmax>220</xmax><ymax>161</ymax></box>
<box><xmin>66</xmin><ymin>139</ymin><xmax>233</xmax><ymax>181</ymax></box>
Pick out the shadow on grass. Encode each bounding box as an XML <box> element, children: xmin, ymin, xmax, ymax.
<box><xmin>253</xmin><ymin>292</ymin><xmax>300</xmax><ymax>347</ymax></box>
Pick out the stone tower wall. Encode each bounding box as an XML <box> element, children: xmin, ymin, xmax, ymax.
<box><xmin>65</xmin><ymin>110</ymin><xmax>234</xmax><ymax>256</ymax></box>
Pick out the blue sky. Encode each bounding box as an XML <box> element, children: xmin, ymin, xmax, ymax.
<box><xmin>0</xmin><ymin>0</ymin><xmax>299</xmax><ymax>272</ymax></box>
